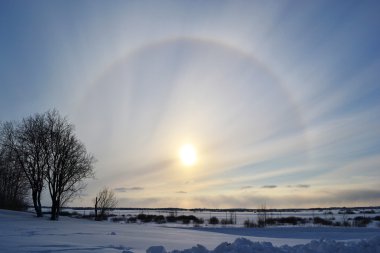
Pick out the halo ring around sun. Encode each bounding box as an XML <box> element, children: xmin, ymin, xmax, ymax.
<box><xmin>77</xmin><ymin>36</ymin><xmax>309</xmax><ymax>163</ymax></box>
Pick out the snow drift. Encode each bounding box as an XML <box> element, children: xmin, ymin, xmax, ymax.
<box><xmin>147</xmin><ymin>236</ymin><xmax>380</xmax><ymax>253</ymax></box>
<box><xmin>2</xmin><ymin>209</ymin><xmax>380</xmax><ymax>253</ymax></box>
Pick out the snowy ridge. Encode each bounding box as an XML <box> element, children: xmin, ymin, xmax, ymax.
<box><xmin>148</xmin><ymin>237</ymin><xmax>380</xmax><ymax>253</ymax></box>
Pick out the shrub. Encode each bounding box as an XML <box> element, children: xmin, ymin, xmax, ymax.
<box><xmin>111</xmin><ymin>216</ymin><xmax>126</xmax><ymax>222</ymax></box>
<box><xmin>154</xmin><ymin>215</ymin><xmax>166</xmax><ymax>224</ymax></box>
<box><xmin>165</xmin><ymin>215</ymin><xmax>201</xmax><ymax>224</ymax></box>
<box><xmin>353</xmin><ymin>216</ymin><xmax>371</xmax><ymax>227</ymax></box>
<box><xmin>257</xmin><ymin>219</ymin><xmax>266</xmax><ymax>227</ymax></box>
<box><xmin>127</xmin><ymin>216</ymin><xmax>137</xmax><ymax>223</ymax></box>
<box><xmin>194</xmin><ymin>217</ymin><xmax>204</xmax><ymax>225</ymax></box>
<box><xmin>220</xmin><ymin>218</ymin><xmax>234</xmax><ymax>225</ymax></box>
<box><xmin>262</xmin><ymin>216</ymin><xmax>307</xmax><ymax>226</ymax></box>
<box><xmin>313</xmin><ymin>217</ymin><xmax>333</xmax><ymax>226</ymax></box>
<box><xmin>209</xmin><ymin>216</ymin><xmax>219</xmax><ymax>225</ymax></box>
<box><xmin>244</xmin><ymin>219</ymin><xmax>256</xmax><ymax>228</ymax></box>
<box><xmin>137</xmin><ymin>213</ymin><xmax>154</xmax><ymax>223</ymax></box>
<box><xmin>265</xmin><ymin>218</ymin><xmax>276</xmax><ymax>225</ymax></box>
<box><xmin>176</xmin><ymin>215</ymin><xmax>195</xmax><ymax>224</ymax></box>
<box><xmin>166</xmin><ymin>215</ymin><xmax>177</xmax><ymax>223</ymax></box>
<box><xmin>278</xmin><ymin>216</ymin><xmax>306</xmax><ymax>225</ymax></box>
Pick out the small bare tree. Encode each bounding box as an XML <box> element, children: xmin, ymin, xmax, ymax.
<box><xmin>257</xmin><ymin>203</ymin><xmax>267</xmax><ymax>227</ymax></box>
<box><xmin>94</xmin><ymin>187</ymin><xmax>118</xmax><ymax>221</ymax></box>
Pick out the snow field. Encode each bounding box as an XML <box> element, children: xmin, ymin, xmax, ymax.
<box><xmin>148</xmin><ymin>237</ymin><xmax>380</xmax><ymax>253</ymax></box>
<box><xmin>1</xmin><ymin>209</ymin><xmax>380</xmax><ymax>253</ymax></box>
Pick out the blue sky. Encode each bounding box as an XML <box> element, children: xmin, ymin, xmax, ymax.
<box><xmin>1</xmin><ymin>0</ymin><xmax>380</xmax><ymax>208</ymax></box>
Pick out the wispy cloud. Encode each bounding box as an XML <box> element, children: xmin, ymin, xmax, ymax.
<box><xmin>176</xmin><ymin>191</ymin><xmax>187</xmax><ymax>194</ymax></box>
<box><xmin>117</xmin><ymin>188</ymin><xmax>380</xmax><ymax>208</ymax></box>
<box><xmin>240</xmin><ymin>186</ymin><xmax>253</xmax><ymax>190</ymax></box>
<box><xmin>297</xmin><ymin>184</ymin><xmax>310</xmax><ymax>188</ymax></box>
<box><xmin>114</xmin><ymin>187</ymin><xmax>144</xmax><ymax>192</ymax></box>
<box><xmin>287</xmin><ymin>184</ymin><xmax>310</xmax><ymax>188</ymax></box>
<box><xmin>262</xmin><ymin>185</ymin><xmax>277</xmax><ymax>189</ymax></box>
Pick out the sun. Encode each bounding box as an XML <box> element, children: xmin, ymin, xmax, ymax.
<box><xmin>179</xmin><ymin>144</ymin><xmax>197</xmax><ymax>166</ymax></box>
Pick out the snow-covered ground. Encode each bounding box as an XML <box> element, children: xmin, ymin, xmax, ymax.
<box><xmin>1</xmin><ymin>209</ymin><xmax>379</xmax><ymax>253</ymax></box>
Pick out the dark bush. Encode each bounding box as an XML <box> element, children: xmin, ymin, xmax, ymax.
<box><xmin>137</xmin><ymin>213</ymin><xmax>154</xmax><ymax>222</ymax></box>
<box><xmin>257</xmin><ymin>219</ymin><xmax>266</xmax><ymax>228</ymax></box>
<box><xmin>263</xmin><ymin>216</ymin><xmax>306</xmax><ymax>226</ymax></box>
<box><xmin>353</xmin><ymin>216</ymin><xmax>371</xmax><ymax>227</ymax></box>
<box><xmin>220</xmin><ymin>218</ymin><xmax>234</xmax><ymax>225</ymax></box>
<box><xmin>166</xmin><ymin>215</ymin><xmax>177</xmax><ymax>223</ymax></box>
<box><xmin>209</xmin><ymin>216</ymin><xmax>219</xmax><ymax>225</ymax></box>
<box><xmin>154</xmin><ymin>215</ymin><xmax>166</xmax><ymax>224</ymax></box>
<box><xmin>313</xmin><ymin>217</ymin><xmax>333</xmax><ymax>226</ymax></box>
<box><xmin>165</xmin><ymin>215</ymin><xmax>200</xmax><ymax>224</ymax></box>
<box><xmin>244</xmin><ymin>219</ymin><xmax>256</xmax><ymax>228</ymax></box>
<box><xmin>190</xmin><ymin>215</ymin><xmax>199</xmax><ymax>222</ymax></box>
<box><xmin>179</xmin><ymin>215</ymin><xmax>199</xmax><ymax>224</ymax></box>
<box><xmin>127</xmin><ymin>216</ymin><xmax>137</xmax><ymax>223</ymax></box>
<box><xmin>265</xmin><ymin>218</ymin><xmax>276</xmax><ymax>225</ymax></box>
<box><xmin>279</xmin><ymin>216</ymin><xmax>306</xmax><ymax>225</ymax></box>
<box><xmin>194</xmin><ymin>217</ymin><xmax>204</xmax><ymax>225</ymax></box>
<box><xmin>111</xmin><ymin>216</ymin><xmax>126</xmax><ymax>222</ymax></box>
<box><xmin>0</xmin><ymin>194</ymin><xmax>28</xmax><ymax>211</ymax></box>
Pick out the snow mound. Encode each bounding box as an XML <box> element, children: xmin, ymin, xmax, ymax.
<box><xmin>147</xmin><ymin>246</ymin><xmax>167</xmax><ymax>253</ymax></box>
<box><xmin>150</xmin><ymin>236</ymin><xmax>380</xmax><ymax>253</ymax></box>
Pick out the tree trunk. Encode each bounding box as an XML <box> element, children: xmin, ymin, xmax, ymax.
<box><xmin>94</xmin><ymin>197</ymin><xmax>98</xmax><ymax>220</ymax></box>
<box><xmin>56</xmin><ymin>199</ymin><xmax>61</xmax><ymax>220</ymax></box>
<box><xmin>50</xmin><ymin>196</ymin><xmax>62</xmax><ymax>221</ymax></box>
<box><xmin>50</xmin><ymin>196</ymin><xmax>58</xmax><ymax>220</ymax></box>
<box><xmin>36</xmin><ymin>190</ymin><xmax>43</xmax><ymax>217</ymax></box>
<box><xmin>50</xmin><ymin>203</ymin><xmax>57</xmax><ymax>220</ymax></box>
<box><xmin>32</xmin><ymin>190</ymin><xmax>43</xmax><ymax>217</ymax></box>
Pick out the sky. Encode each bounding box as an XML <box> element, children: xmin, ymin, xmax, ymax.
<box><xmin>1</xmin><ymin>0</ymin><xmax>380</xmax><ymax>209</ymax></box>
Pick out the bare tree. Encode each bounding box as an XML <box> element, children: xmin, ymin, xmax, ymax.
<box><xmin>1</xmin><ymin>110</ymin><xmax>95</xmax><ymax>219</ymax></box>
<box><xmin>44</xmin><ymin>110</ymin><xmax>95</xmax><ymax>220</ymax></box>
<box><xmin>0</xmin><ymin>132</ymin><xmax>29</xmax><ymax>210</ymax></box>
<box><xmin>257</xmin><ymin>203</ymin><xmax>267</xmax><ymax>227</ymax></box>
<box><xmin>18</xmin><ymin>115</ymin><xmax>49</xmax><ymax>217</ymax></box>
<box><xmin>94</xmin><ymin>187</ymin><xmax>118</xmax><ymax>220</ymax></box>
<box><xmin>0</xmin><ymin>118</ymin><xmax>47</xmax><ymax>216</ymax></box>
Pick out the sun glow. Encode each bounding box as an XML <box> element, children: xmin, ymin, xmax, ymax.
<box><xmin>179</xmin><ymin>144</ymin><xmax>197</xmax><ymax>166</ymax></box>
